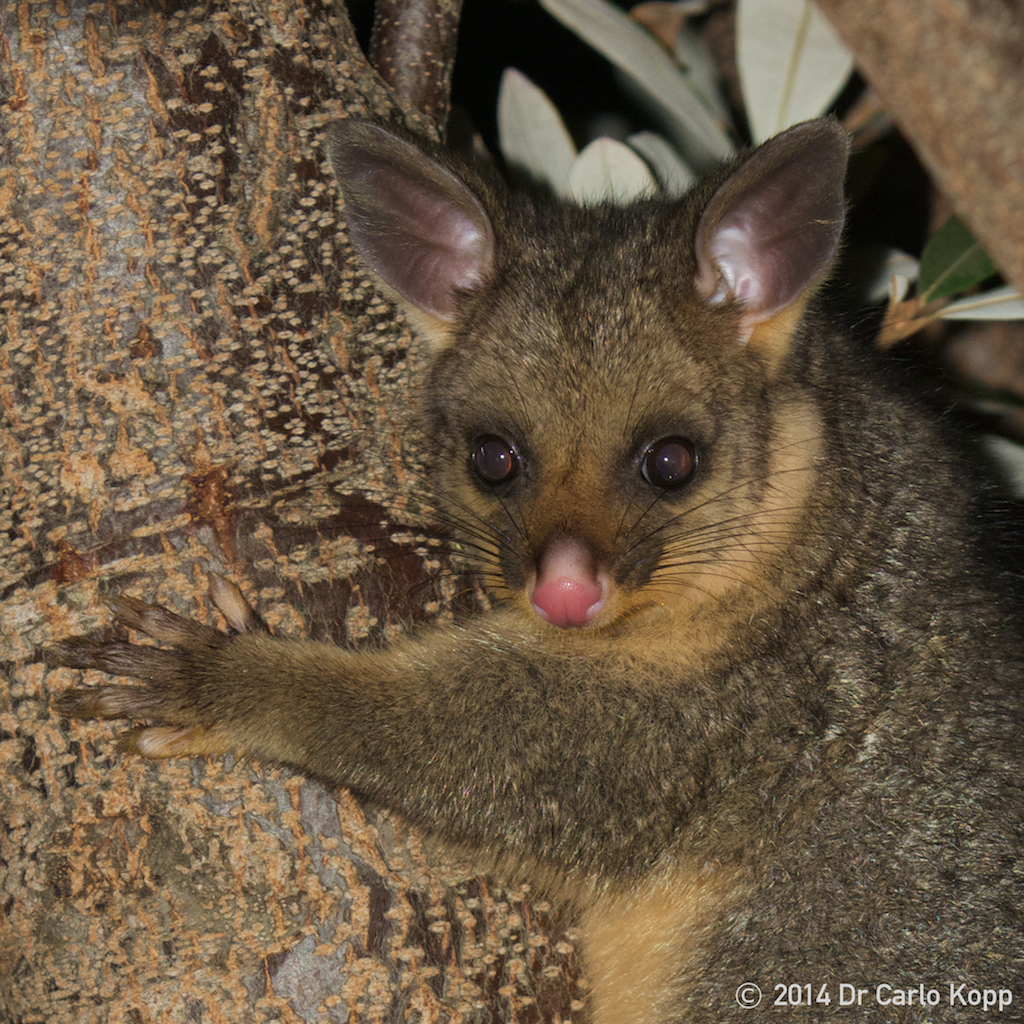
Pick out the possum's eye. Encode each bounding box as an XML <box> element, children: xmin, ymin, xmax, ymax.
<box><xmin>641</xmin><ymin>437</ymin><xmax>698</xmax><ymax>489</ymax></box>
<box><xmin>472</xmin><ymin>435</ymin><xmax>519</xmax><ymax>484</ymax></box>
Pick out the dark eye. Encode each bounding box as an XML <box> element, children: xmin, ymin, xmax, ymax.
<box><xmin>472</xmin><ymin>435</ymin><xmax>519</xmax><ymax>484</ymax></box>
<box><xmin>641</xmin><ymin>436</ymin><xmax>697</xmax><ymax>489</ymax></box>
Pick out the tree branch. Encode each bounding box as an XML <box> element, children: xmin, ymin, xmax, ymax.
<box><xmin>817</xmin><ymin>0</ymin><xmax>1024</xmax><ymax>295</ymax></box>
<box><xmin>370</xmin><ymin>0</ymin><xmax>464</xmax><ymax>129</ymax></box>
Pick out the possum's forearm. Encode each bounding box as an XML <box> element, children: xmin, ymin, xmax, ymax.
<box><xmin>56</xmin><ymin>608</ymin><xmax>809</xmax><ymax>876</ymax></box>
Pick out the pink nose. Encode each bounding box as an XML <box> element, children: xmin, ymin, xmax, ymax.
<box><xmin>530</xmin><ymin>537</ymin><xmax>606</xmax><ymax>628</ymax></box>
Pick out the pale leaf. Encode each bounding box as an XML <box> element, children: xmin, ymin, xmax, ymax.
<box><xmin>862</xmin><ymin>248</ymin><xmax>920</xmax><ymax>305</ymax></box>
<box><xmin>673</xmin><ymin>23</ymin><xmax>731</xmax><ymax>124</ymax></box>
<box><xmin>737</xmin><ymin>0</ymin><xmax>854</xmax><ymax>140</ymax></box>
<box><xmin>539</xmin><ymin>0</ymin><xmax>733</xmax><ymax>168</ymax></box>
<box><xmin>983</xmin><ymin>436</ymin><xmax>1024</xmax><ymax>499</ymax></box>
<box><xmin>627</xmin><ymin>131</ymin><xmax>696</xmax><ymax>194</ymax></box>
<box><xmin>569</xmin><ymin>137</ymin><xmax>658</xmax><ymax>204</ymax></box>
<box><xmin>497</xmin><ymin>68</ymin><xmax>577</xmax><ymax>197</ymax></box>
<box><xmin>940</xmin><ymin>286</ymin><xmax>1024</xmax><ymax>321</ymax></box>
<box><xmin>888</xmin><ymin>274</ymin><xmax>912</xmax><ymax>307</ymax></box>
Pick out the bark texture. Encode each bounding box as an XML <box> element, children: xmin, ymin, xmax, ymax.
<box><xmin>371</xmin><ymin>0</ymin><xmax>464</xmax><ymax>128</ymax></box>
<box><xmin>817</xmin><ymin>0</ymin><xmax>1024</xmax><ymax>295</ymax></box>
<box><xmin>0</xmin><ymin>2</ymin><xmax>579</xmax><ymax>1021</ymax></box>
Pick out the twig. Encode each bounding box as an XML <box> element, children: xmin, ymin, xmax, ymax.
<box><xmin>370</xmin><ymin>0</ymin><xmax>464</xmax><ymax>129</ymax></box>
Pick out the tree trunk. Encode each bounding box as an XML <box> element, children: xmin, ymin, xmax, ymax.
<box><xmin>0</xmin><ymin>2</ymin><xmax>579</xmax><ymax>1021</ymax></box>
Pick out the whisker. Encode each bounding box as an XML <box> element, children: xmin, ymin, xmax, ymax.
<box><xmin>619</xmin><ymin>452</ymin><xmax>825</xmax><ymax>560</ymax></box>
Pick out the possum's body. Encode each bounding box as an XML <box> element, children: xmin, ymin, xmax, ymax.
<box><xmin>53</xmin><ymin>119</ymin><xmax>1024</xmax><ymax>1022</ymax></box>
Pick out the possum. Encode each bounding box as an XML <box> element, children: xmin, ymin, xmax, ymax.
<box><xmin>51</xmin><ymin>118</ymin><xmax>1024</xmax><ymax>1023</ymax></box>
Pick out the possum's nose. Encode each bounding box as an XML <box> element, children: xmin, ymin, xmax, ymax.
<box><xmin>529</xmin><ymin>536</ymin><xmax>607</xmax><ymax>628</ymax></box>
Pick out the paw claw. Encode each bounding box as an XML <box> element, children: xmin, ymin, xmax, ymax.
<box><xmin>54</xmin><ymin>685</ymin><xmax>144</xmax><ymax>720</ymax></box>
<box><xmin>207</xmin><ymin>573</ymin><xmax>269</xmax><ymax>634</ymax></box>
<box><xmin>104</xmin><ymin>596</ymin><xmax>207</xmax><ymax>647</ymax></box>
<box><xmin>48</xmin><ymin>587</ymin><xmax>249</xmax><ymax>743</ymax></box>
<box><xmin>130</xmin><ymin>725</ymin><xmax>206</xmax><ymax>758</ymax></box>
<box><xmin>45</xmin><ymin>636</ymin><xmax>104</xmax><ymax>671</ymax></box>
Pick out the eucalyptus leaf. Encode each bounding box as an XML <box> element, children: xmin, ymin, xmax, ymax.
<box><xmin>569</xmin><ymin>137</ymin><xmax>658</xmax><ymax>204</ymax></box>
<box><xmin>539</xmin><ymin>0</ymin><xmax>733</xmax><ymax>169</ymax></box>
<box><xmin>860</xmin><ymin>248</ymin><xmax>921</xmax><ymax>305</ymax></box>
<box><xmin>497</xmin><ymin>68</ymin><xmax>577</xmax><ymax>197</ymax></box>
<box><xmin>626</xmin><ymin>131</ymin><xmax>696</xmax><ymax>194</ymax></box>
<box><xmin>940</xmin><ymin>285</ymin><xmax>1024</xmax><ymax>321</ymax></box>
<box><xmin>889</xmin><ymin>275</ymin><xmax>912</xmax><ymax>307</ymax></box>
<box><xmin>673</xmin><ymin>23</ymin><xmax>731</xmax><ymax>125</ymax></box>
<box><xmin>918</xmin><ymin>216</ymin><xmax>999</xmax><ymax>301</ymax></box>
<box><xmin>737</xmin><ymin>0</ymin><xmax>854</xmax><ymax>140</ymax></box>
<box><xmin>983</xmin><ymin>436</ymin><xmax>1024</xmax><ymax>499</ymax></box>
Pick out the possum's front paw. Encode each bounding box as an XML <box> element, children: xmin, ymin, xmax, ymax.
<box><xmin>48</xmin><ymin>576</ymin><xmax>267</xmax><ymax>758</ymax></box>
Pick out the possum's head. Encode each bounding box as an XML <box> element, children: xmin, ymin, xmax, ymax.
<box><xmin>327</xmin><ymin>119</ymin><xmax>849</xmax><ymax>633</ymax></box>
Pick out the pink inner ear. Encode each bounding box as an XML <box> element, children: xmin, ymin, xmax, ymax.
<box><xmin>694</xmin><ymin>120</ymin><xmax>849</xmax><ymax>330</ymax></box>
<box><xmin>359</xmin><ymin>165</ymin><xmax>493</xmax><ymax>318</ymax></box>
<box><xmin>703</xmin><ymin>220</ymin><xmax>765</xmax><ymax>306</ymax></box>
<box><xmin>327</xmin><ymin>122</ymin><xmax>495</xmax><ymax>322</ymax></box>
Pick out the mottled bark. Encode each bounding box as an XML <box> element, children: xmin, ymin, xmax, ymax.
<box><xmin>371</xmin><ymin>0</ymin><xmax>464</xmax><ymax>129</ymax></box>
<box><xmin>0</xmin><ymin>2</ymin><xmax>578</xmax><ymax>1021</ymax></box>
<box><xmin>817</xmin><ymin>0</ymin><xmax>1024</xmax><ymax>296</ymax></box>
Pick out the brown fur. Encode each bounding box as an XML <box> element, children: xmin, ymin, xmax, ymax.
<box><xmin>50</xmin><ymin>121</ymin><xmax>1024</xmax><ymax>1021</ymax></box>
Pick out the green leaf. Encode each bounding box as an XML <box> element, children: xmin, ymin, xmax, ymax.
<box><xmin>918</xmin><ymin>216</ymin><xmax>998</xmax><ymax>301</ymax></box>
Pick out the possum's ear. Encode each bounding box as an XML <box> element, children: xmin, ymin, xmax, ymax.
<box><xmin>694</xmin><ymin>118</ymin><xmax>849</xmax><ymax>348</ymax></box>
<box><xmin>326</xmin><ymin>121</ymin><xmax>494</xmax><ymax>345</ymax></box>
